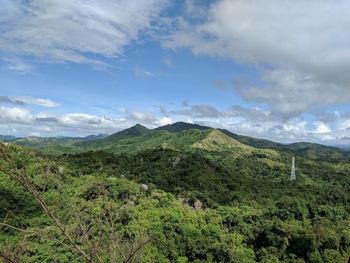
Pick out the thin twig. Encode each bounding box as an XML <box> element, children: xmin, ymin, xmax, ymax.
<box><xmin>0</xmin><ymin>222</ymin><xmax>31</xmax><ymax>233</ymax></box>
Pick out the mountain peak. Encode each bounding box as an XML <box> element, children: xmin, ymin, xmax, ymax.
<box><xmin>133</xmin><ymin>123</ymin><xmax>147</xmax><ymax>129</ymax></box>
<box><xmin>109</xmin><ymin>123</ymin><xmax>150</xmax><ymax>138</ymax></box>
<box><xmin>156</xmin><ymin>122</ymin><xmax>211</xmax><ymax>133</ymax></box>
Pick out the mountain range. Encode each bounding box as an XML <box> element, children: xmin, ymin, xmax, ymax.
<box><xmin>2</xmin><ymin>122</ymin><xmax>350</xmax><ymax>262</ymax></box>
<box><xmin>3</xmin><ymin>122</ymin><xmax>349</xmax><ymax>161</ymax></box>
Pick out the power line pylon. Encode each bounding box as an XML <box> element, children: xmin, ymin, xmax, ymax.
<box><xmin>291</xmin><ymin>156</ymin><xmax>296</xmax><ymax>180</ymax></box>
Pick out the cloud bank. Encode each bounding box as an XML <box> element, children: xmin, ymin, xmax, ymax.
<box><xmin>165</xmin><ymin>0</ymin><xmax>350</xmax><ymax>119</ymax></box>
<box><xmin>1</xmin><ymin>99</ymin><xmax>350</xmax><ymax>146</ymax></box>
<box><xmin>0</xmin><ymin>0</ymin><xmax>168</xmax><ymax>64</ymax></box>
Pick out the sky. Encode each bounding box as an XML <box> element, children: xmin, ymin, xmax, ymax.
<box><xmin>1</xmin><ymin>0</ymin><xmax>350</xmax><ymax>146</ymax></box>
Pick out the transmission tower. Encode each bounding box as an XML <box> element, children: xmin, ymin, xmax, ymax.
<box><xmin>290</xmin><ymin>156</ymin><xmax>296</xmax><ymax>180</ymax></box>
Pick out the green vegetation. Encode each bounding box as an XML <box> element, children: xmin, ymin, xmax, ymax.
<box><xmin>5</xmin><ymin>134</ymin><xmax>107</xmax><ymax>155</ymax></box>
<box><xmin>1</xmin><ymin>122</ymin><xmax>350</xmax><ymax>262</ymax></box>
<box><xmin>9</xmin><ymin>122</ymin><xmax>348</xmax><ymax>161</ymax></box>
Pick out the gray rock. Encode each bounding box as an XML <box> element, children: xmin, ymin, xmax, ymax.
<box><xmin>140</xmin><ymin>183</ymin><xmax>149</xmax><ymax>191</ymax></box>
<box><xmin>172</xmin><ymin>157</ymin><xmax>181</xmax><ymax>168</ymax></box>
<box><xmin>193</xmin><ymin>200</ymin><xmax>203</xmax><ymax>210</ymax></box>
<box><xmin>127</xmin><ymin>201</ymin><xmax>135</xmax><ymax>207</ymax></box>
<box><xmin>58</xmin><ymin>166</ymin><xmax>64</xmax><ymax>174</ymax></box>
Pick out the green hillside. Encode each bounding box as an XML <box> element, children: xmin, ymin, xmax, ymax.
<box><xmin>157</xmin><ymin>123</ymin><xmax>349</xmax><ymax>161</ymax></box>
<box><xmin>219</xmin><ymin>130</ymin><xmax>348</xmax><ymax>161</ymax></box>
<box><xmin>155</xmin><ymin>121</ymin><xmax>211</xmax><ymax>133</ymax></box>
<box><xmin>1</xmin><ymin>135</ymin><xmax>350</xmax><ymax>262</ymax></box>
<box><xmin>6</xmin><ymin>122</ymin><xmax>349</xmax><ymax>161</ymax></box>
<box><xmin>10</xmin><ymin>134</ymin><xmax>107</xmax><ymax>155</ymax></box>
<box><xmin>0</xmin><ymin>135</ymin><xmax>17</xmax><ymax>141</ymax></box>
<box><xmin>68</xmin><ymin>123</ymin><xmax>329</xmax><ymax>162</ymax></box>
<box><xmin>72</xmin><ymin>128</ymin><xmax>279</xmax><ymax>161</ymax></box>
<box><xmin>109</xmin><ymin>124</ymin><xmax>151</xmax><ymax>138</ymax></box>
<box><xmin>283</xmin><ymin>142</ymin><xmax>348</xmax><ymax>160</ymax></box>
<box><xmin>1</xmin><ymin>123</ymin><xmax>350</xmax><ymax>262</ymax></box>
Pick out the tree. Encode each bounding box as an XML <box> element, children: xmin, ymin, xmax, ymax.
<box><xmin>0</xmin><ymin>143</ymin><xmax>152</xmax><ymax>263</ymax></box>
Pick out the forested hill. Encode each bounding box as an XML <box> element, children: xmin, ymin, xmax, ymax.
<box><xmin>1</xmin><ymin>122</ymin><xmax>350</xmax><ymax>262</ymax></box>
<box><xmin>1</xmin><ymin>129</ymin><xmax>350</xmax><ymax>262</ymax></box>
<box><xmin>5</xmin><ymin>122</ymin><xmax>349</xmax><ymax>161</ymax></box>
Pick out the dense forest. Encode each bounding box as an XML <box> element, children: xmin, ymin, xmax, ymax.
<box><xmin>1</xmin><ymin>123</ymin><xmax>350</xmax><ymax>262</ymax></box>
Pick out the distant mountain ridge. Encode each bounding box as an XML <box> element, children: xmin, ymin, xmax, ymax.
<box><xmin>0</xmin><ymin>135</ymin><xmax>18</xmax><ymax>141</ymax></box>
<box><xmin>155</xmin><ymin>121</ymin><xmax>211</xmax><ymax>133</ymax></box>
<box><xmin>67</xmin><ymin>122</ymin><xmax>348</xmax><ymax>160</ymax></box>
<box><xmin>5</xmin><ymin>134</ymin><xmax>108</xmax><ymax>155</ymax></box>
<box><xmin>2</xmin><ymin>122</ymin><xmax>348</xmax><ymax>160</ymax></box>
<box><xmin>109</xmin><ymin>124</ymin><xmax>151</xmax><ymax>138</ymax></box>
<box><xmin>156</xmin><ymin>122</ymin><xmax>348</xmax><ymax>161</ymax></box>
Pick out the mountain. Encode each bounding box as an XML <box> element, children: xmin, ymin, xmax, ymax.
<box><xmin>77</xmin><ymin>134</ymin><xmax>108</xmax><ymax>141</ymax></box>
<box><xmin>0</xmin><ymin>135</ymin><xmax>18</xmax><ymax>141</ymax></box>
<box><xmin>72</xmin><ymin>127</ymin><xmax>278</xmax><ymax>160</ymax></box>
<box><xmin>219</xmin><ymin>129</ymin><xmax>285</xmax><ymax>150</ymax></box>
<box><xmin>343</xmin><ymin>146</ymin><xmax>350</xmax><ymax>152</ymax></box>
<box><xmin>109</xmin><ymin>124</ymin><xmax>151</xmax><ymax>138</ymax></box>
<box><xmin>13</xmin><ymin>136</ymin><xmax>80</xmax><ymax>146</ymax></box>
<box><xmin>5</xmin><ymin>122</ymin><xmax>349</xmax><ymax>160</ymax></box>
<box><xmin>285</xmin><ymin>141</ymin><xmax>346</xmax><ymax>152</ymax></box>
<box><xmin>220</xmin><ymin>130</ymin><xmax>349</xmax><ymax>161</ymax></box>
<box><xmin>155</xmin><ymin>121</ymin><xmax>211</xmax><ymax>133</ymax></box>
<box><xmin>157</xmin><ymin>122</ymin><xmax>348</xmax><ymax>161</ymax></box>
<box><xmin>2</xmin><ymin>127</ymin><xmax>350</xmax><ymax>262</ymax></box>
<box><xmin>10</xmin><ymin>134</ymin><xmax>107</xmax><ymax>146</ymax></box>
<box><xmin>156</xmin><ymin>122</ymin><xmax>283</xmax><ymax>150</ymax></box>
<box><xmin>283</xmin><ymin>142</ymin><xmax>348</xmax><ymax>161</ymax></box>
<box><xmin>9</xmin><ymin>134</ymin><xmax>108</xmax><ymax>155</ymax></box>
<box><xmin>73</xmin><ymin>124</ymin><xmax>153</xmax><ymax>151</ymax></box>
<box><xmin>192</xmin><ymin>129</ymin><xmax>253</xmax><ymax>153</ymax></box>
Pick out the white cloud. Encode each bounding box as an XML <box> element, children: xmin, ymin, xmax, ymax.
<box><xmin>172</xmin><ymin>104</ymin><xmax>221</xmax><ymax>118</ymax></box>
<box><xmin>239</xmin><ymin>69</ymin><xmax>350</xmax><ymax>118</ymax></box>
<box><xmin>160</xmin><ymin>103</ymin><xmax>350</xmax><ymax>145</ymax></box>
<box><xmin>1</xmin><ymin>103</ymin><xmax>350</xmax><ymax>146</ymax></box>
<box><xmin>0</xmin><ymin>106</ymin><xmax>33</xmax><ymax>124</ymax></box>
<box><xmin>171</xmin><ymin>104</ymin><xmax>272</xmax><ymax>121</ymax></box>
<box><xmin>3</xmin><ymin>57</ymin><xmax>33</xmax><ymax>74</ymax></box>
<box><xmin>0</xmin><ymin>0</ymin><xmax>168</xmax><ymax>63</ymax></box>
<box><xmin>59</xmin><ymin>113</ymin><xmax>124</xmax><ymax>130</ymax></box>
<box><xmin>184</xmin><ymin>0</ymin><xmax>208</xmax><ymax>19</ymax></box>
<box><xmin>339</xmin><ymin>119</ymin><xmax>350</xmax><ymax>131</ymax></box>
<box><xmin>0</xmin><ymin>107</ymin><xmax>165</xmax><ymax>136</ymax></box>
<box><xmin>133</xmin><ymin>67</ymin><xmax>154</xmax><ymax>78</ymax></box>
<box><xmin>165</xmin><ymin>0</ymin><xmax>350</xmax><ymax>118</ymax></box>
<box><xmin>126</xmin><ymin>110</ymin><xmax>158</xmax><ymax>125</ymax></box>
<box><xmin>21</xmin><ymin>97</ymin><xmax>60</xmax><ymax>107</ymax></box>
<box><xmin>312</xmin><ymin>121</ymin><xmax>331</xmax><ymax>134</ymax></box>
<box><xmin>167</xmin><ymin>0</ymin><xmax>350</xmax><ymax>70</ymax></box>
<box><xmin>0</xmin><ymin>96</ymin><xmax>59</xmax><ymax>107</ymax></box>
<box><xmin>155</xmin><ymin>116</ymin><xmax>173</xmax><ymax>126</ymax></box>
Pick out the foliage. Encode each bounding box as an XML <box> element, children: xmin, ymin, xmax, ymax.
<box><xmin>1</xmin><ymin>123</ymin><xmax>350</xmax><ymax>262</ymax></box>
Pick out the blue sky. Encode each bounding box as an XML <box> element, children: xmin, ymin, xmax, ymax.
<box><xmin>1</xmin><ymin>0</ymin><xmax>350</xmax><ymax>146</ymax></box>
